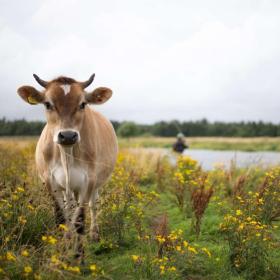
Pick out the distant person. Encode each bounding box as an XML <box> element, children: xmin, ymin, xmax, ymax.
<box><xmin>173</xmin><ymin>133</ymin><xmax>188</xmax><ymax>153</ymax></box>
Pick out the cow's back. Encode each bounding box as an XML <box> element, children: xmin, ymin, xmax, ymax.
<box><xmin>83</xmin><ymin>108</ymin><xmax>118</xmax><ymax>187</ymax></box>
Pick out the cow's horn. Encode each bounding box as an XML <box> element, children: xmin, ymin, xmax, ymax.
<box><xmin>33</xmin><ymin>74</ymin><xmax>48</xmax><ymax>88</ymax></box>
<box><xmin>81</xmin><ymin>74</ymin><xmax>95</xmax><ymax>89</ymax></box>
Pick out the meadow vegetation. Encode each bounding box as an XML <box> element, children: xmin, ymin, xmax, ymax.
<box><xmin>0</xmin><ymin>139</ymin><xmax>279</xmax><ymax>279</ymax></box>
<box><xmin>2</xmin><ymin>136</ymin><xmax>280</xmax><ymax>152</ymax></box>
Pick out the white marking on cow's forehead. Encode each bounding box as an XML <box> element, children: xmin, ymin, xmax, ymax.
<box><xmin>60</xmin><ymin>84</ymin><xmax>71</xmax><ymax>95</ymax></box>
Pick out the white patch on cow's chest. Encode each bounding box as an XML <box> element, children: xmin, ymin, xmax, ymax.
<box><xmin>60</xmin><ymin>84</ymin><xmax>71</xmax><ymax>95</ymax></box>
<box><xmin>51</xmin><ymin>163</ymin><xmax>88</xmax><ymax>192</ymax></box>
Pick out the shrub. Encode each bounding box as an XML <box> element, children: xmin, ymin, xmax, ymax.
<box><xmin>191</xmin><ymin>174</ymin><xmax>214</xmax><ymax>236</ymax></box>
<box><xmin>258</xmin><ymin>167</ymin><xmax>280</xmax><ymax>224</ymax></box>
<box><xmin>220</xmin><ymin>191</ymin><xmax>273</xmax><ymax>279</ymax></box>
<box><xmin>172</xmin><ymin>156</ymin><xmax>201</xmax><ymax>215</ymax></box>
<box><xmin>99</xmin><ymin>152</ymin><xmax>159</xmax><ymax>244</ymax></box>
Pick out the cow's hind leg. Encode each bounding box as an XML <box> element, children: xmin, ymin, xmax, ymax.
<box><xmin>89</xmin><ymin>189</ymin><xmax>101</xmax><ymax>242</ymax></box>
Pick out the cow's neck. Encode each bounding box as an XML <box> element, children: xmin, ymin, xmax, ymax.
<box><xmin>59</xmin><ymin>146</ymin><xmax>74</xmax><ymax>192</ymax></box>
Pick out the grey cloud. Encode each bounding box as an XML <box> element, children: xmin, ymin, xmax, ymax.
<box><xmin>0</xmin><ymin>0</ymin><xmax>280</xmax><ymax>123</ymax></box>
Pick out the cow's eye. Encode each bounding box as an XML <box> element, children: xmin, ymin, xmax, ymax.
<box><xmin>79</xmin><ymin>102</ymin><xmax>87</xmax><ymax>110</ymax></box>
<box><xmin>44</xmin><ymin>102</ymin><xmax>53</xmax><ymax>110</ymax></box>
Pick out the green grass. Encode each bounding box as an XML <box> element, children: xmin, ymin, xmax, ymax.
<box><xmin>80</xmin><ymin>181</ymin><xmax>280</xmax><ymax>279</ymax></box>
<box><xmin>1</xmin><ymin>142</ymin><xmax>280</xmax><ymax>279</ymax></box>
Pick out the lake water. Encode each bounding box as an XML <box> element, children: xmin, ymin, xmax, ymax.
<box><xmin>134</xmin><ymin>148</ymin><xmax>280</xmax><ymax>170</ymax></box>
<box><xmin>181</xmin><ymin>149</ymin><xmax>280</xmax><ymax>170</ymax></box>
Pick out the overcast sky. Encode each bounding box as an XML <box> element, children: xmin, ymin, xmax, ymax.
<box><xmin>1</xmin><ymin>0</ymin><xmax>280</xmax><ymax>123</ymax></box>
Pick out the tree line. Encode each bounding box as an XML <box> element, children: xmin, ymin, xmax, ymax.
<box><xmin>1</xmin><ymin>118</ymin><xmax>280</xmax><ymax>137</ymax></box>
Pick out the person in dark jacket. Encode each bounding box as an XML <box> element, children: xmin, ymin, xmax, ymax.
<box><xmin>173</xmin><ymin>133</ymin><xmax>188</xmax><ymax>153</ymax></box>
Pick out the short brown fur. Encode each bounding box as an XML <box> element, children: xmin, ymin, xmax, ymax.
<box><xmin>17</xmin><ymin>74</ymin><xmax>118</xmax><ymax>250</ymax></box>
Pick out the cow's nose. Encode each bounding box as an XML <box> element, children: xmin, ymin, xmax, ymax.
<box><xmin>57</xmin><ymin>130</ymin><xmax>78</xmax><ymax>146</ymax></box>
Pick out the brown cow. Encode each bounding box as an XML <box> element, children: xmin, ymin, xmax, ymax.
<box><xmin>17</xmin><ymin>74</ymin><xmax>118</xmax><ymax>256</ymax></box>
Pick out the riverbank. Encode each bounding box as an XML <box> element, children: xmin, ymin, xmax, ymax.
<box><xmin>118</xmin><ymin>136</ymin><xmax>280</xmax><ymax>151</ymax></box>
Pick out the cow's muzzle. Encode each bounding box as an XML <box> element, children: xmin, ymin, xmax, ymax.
<box><xmin>57</xmin><ymin>130</ymin><xmax>79</xmax><ymax>146</ymax></box>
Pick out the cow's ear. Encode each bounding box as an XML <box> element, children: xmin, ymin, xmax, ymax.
<box><xmin>17</xmin><ymin>86</ymin><xmax>44</xmax><ymax>105</ymax></box>
<box><xmin>86</xmin><ymin>87</ymin><xmax>112</xmax><ymax>104</ymax></box>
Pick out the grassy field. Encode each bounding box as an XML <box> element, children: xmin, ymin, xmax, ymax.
<box><xmin>118</xmin><ymin>136</ymin><xmax>280</xmax><ymax>151</ymax></box>
<box><xmin>0</xmin><ymin>139</ymin><xmax>280</xmax><ymax>279</ymax></box>
<box><xmin>2</xmin><ymin>136</ymin><xmax>280</xmax><ymax>151</ymax></box>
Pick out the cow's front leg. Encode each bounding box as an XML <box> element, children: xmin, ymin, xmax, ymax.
<box><xmin>73</xmin><ymin>203</ymin><xmax>85</xmax><ymax>235</ymax></box>
<box><xmin>89</xmin><ymin>188</ymin><xmax>101</xmax><ymax>241</ymax></box>
<box><xmin>47</xmin><ymin>181</ymin><xmax>66</xmax><ymax>226</ymax></box>
<box><xmin>72</xmin><ymin>191</ymin><xmax>88</xmax><ymax>260</ymax></box>
<box><xmin>54</xmin><ymin>199</ymin><xmax>66</xmax><ymax>226</ymax></box>
<box><xmin>63</xmin><ymin>190</ymin><xmax>77</xmax><ymax>224</ymax></box>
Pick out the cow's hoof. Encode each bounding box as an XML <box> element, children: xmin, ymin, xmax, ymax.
<box><xmin>74</xmin><ymin>248</ymin><xmax>85</xmax><ymax>264</ymax></box>
<box><xmin>64</xmin><ymin>231</ymin><xmax>72</xmax><ymax>239</ymax></box>
<box><xmin>90</xmin><ymin>230</ymin><xmax>100</xmax><ymax>242</ymax></box>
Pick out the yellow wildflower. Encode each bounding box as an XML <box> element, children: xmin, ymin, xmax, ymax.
<box><xmin>236</xmin><ymin>209</ymin><xmax>243</xmax><ymax>216</ymax></box>
<box><xmin>176</xmin><ymin>245</ymin><xmax>182</xmax><ymax>252</ymax></box>
<box><xmin>34</xmin><ymin>274</ymin><xmax>42</xmax><ymax>280</ymax></box>
<box><xmin>48</xmin><ymin>236</ymin><xmax>57</xmax><ymax>245</ymax></box>
<box><xmin>21</xmin><ymin>250</ymin><xmax>29</xmax><ymax>257</ymax></box>
<box><xmin>51</xmin><ymin>255</ymin><xmax>60</xmax><ymax>265</ymax></box>
<box><xmin>11</xmin><ymin>194</ymin><xmax>19</xmax><ymax>201</ymax></box>
<box><xmin>90</xmin><ymin>264</ymin><xmax>97</xmax><ymax>271</ymax></box>
<box><xmin>67</xmin><ymin>266</ymin><xmax>80</xmax><ymax>273</ymax></box>
<box><xmin>169</xmin><ymin>266</ymin><xmax>176</xmax><ymax>271</ymax></box>
<box><xmin>136</xmin><ymin>192</ymin><xmax>143</xmax><ymax>199</ymax></box>
<box><xmin>238</xmin><ymin>223</ymin><xmax>244</xmax><ymax>231</ymax></box>
<box><xmin>18</xmin><ymin>216</ymin><xmax>27</xmax><ymax>225</ymax></box>
<box><xmin>17</xmin><ymin>187</ymin><xmax>25</xmax><ymax>192</ymax></box>
<box><xmin>131</xmin><ymin>255</ymin><xmax>140</xmax><ymax>262</ymax></box>
<box><xmin>58</xmin><ymin>224</ymin><xmax>68</xmax><ymax>231</ymax></box>
<box><xmin>202</xmin><ymin>247</ymin><xmax>211</xmax><ymax>257</ymax></box>
<box><xmin>156</xmin><ymin>236</ymin><xmax>166</xmax><ymax>243</ymax></box>
<box><xmin>27</xmin><ymin>204</ymin><xmax>35</xmax><ymax>211</ymax></box>
<box><xmin>258</xmin><ymin>198</ymin><xmax>264</xmax><ymax>204</ymax></box>
<box><xmin>24</xmin><ymin>266</ymin><xmax>32</xmax><ymax>274</ymax></box>
<box><xmin>6</xmin><ymin>251</ymin><xmax>16</xmax><ymax>261</ymax></box>
<box><xmin>188</xmin><ymin>246</ymin><xmax>197</xmax><ymax>254</ymax></box>
<box><xmin>42</xmin><ymin>235</ymin><xmax>57</xmax><ymax>245</ymax></box>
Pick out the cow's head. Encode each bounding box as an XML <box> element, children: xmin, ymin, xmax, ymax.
<box><xmin>18</xmin><ymin>74</ymin><xmax>112</xmax><ymax>146</ymax></box>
